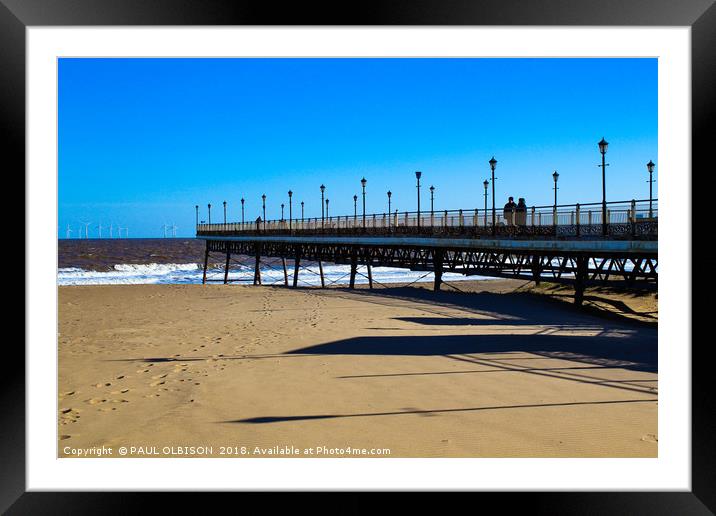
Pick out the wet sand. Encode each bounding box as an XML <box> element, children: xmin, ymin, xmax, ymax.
<box><xmin>58</xmin><ymin>280</ymin><xmax>657</xmax><ymax>457</ymax></box>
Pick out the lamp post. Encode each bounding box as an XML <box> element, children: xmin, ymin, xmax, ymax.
<box><xmin>361</xmin><ymin>177</ymin><xmax>367</xmax><ymax>228</ymax></box>
<box><xmin>325</xmin><ymin>198</ymin><xmax>330</xmax><ymax>221</ymax></box>
<box><xmin>429</xmin><ymin>185</ymin><xmax>435</xmax><ymax>217</ymax></box>
<box><xmin>301</xmin><ymin>201</ymin><xmax>304</xmax><ymax>220</ymax></box>
<box><xmin>387</xmin><ymin>191</ymin><xmax>392</xmax><ymax>229</ymax></box>
<box><xmin>552</xmin><ymin>171</ymin><xmax>559</xmax><ymax>208</ymax></box>
<box><xmin>598</xmin><ymin>137</ymin><xmax>609</xmax><ymax>236</ymax></box>
<box><xmin>489</xmin><ymin>157</ymin><xmax>497</xmax><ymax>234</ymax></box>
<box><xmin>281</xmin><ymin>203</ymin><xmax>285</xmax><ymax>221</ymax></box>
<box><xmin>241</xmin><ymin>198</ymin><xmax>245</xmax><ymax>225</ymax></box>
<box><xmin>320</xmin><ymin>184</ymin><xmax>325</xmax><ymax>228</ymax></box>
<box><xmin>261</xmin><ymin>194</ymin><xmax>266</xmax><ymax>231</ymax></box>
<box><xmin>646</xmin><ymin>160</ymin><xmax>655</xmax><ymax>218</ymax></box>
<box><xmin>483</xmin><ymin>180</ymin><xmax>489</xmax><ymax>226</ymax></box>
<box><xmin>223</xmin><ymin>200</ymin><xmax>227</xmax><ymax>224</ymax></box>
<box><xmin>352</xmin><ymin>194</ymin><xmax>357</xmax><ymax>223</ymax></box>
<box><xmin>208</xmin><ymin>203</ymin><xmax>212</xmax><ymax>224</ymax></box>
<box><xmin>195</xmin><ymin>205</ymin><xmax>199</xmax><ymax>227</ymax></box>
<box><xmin>288</xmin><ymin>190</ymin><xmax>293</xmax><ymax>231</ymax></box>
<box><xmin>415</xmin><ymin>171</ymin><xmax>422</xmax><ymax>228</ymax></box>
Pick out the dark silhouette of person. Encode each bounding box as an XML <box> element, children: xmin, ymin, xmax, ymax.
<box><xmin>503</xmin><ymin>197</ymin><xmax>517</xmax><ymax>225</ymax></box>
<box><xmin>516</xmin><ymin>198</ymin><xmax>527</xmax><ymax>226</ymax></box>
<box><xmin>255</xmin><ymin>216</ymin><xmax>262</xmax><ymax>231</ymax></box>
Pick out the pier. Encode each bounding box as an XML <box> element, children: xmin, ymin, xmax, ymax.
<box><xmin>196</xmin><ymin>198</ymin><xmax>657</xmax><ymax>305</ymax></box>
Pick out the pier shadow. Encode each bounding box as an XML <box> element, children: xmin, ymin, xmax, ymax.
<box><xmin>323</xmin><ymin>286</ymin><xmax>657</xmax><ymax>329</ymax></box>
<box><xmin>224</xmin><ymin>398</ymin><xmax>656</xmax><ymax>425</ymax></box>
<box><xmin>285</xmin><ymin>333</ymin><xmax>657</xmax><ymax>373</ymax></box>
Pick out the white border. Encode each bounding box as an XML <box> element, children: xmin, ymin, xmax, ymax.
<box><xmin>27</xmin><ymin>27</ymin><xmax>690</xmax><ymax>491</ymax></box>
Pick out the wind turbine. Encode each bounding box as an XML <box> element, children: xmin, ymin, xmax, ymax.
<box><xmin>171</xmin><ymin>222</ymin><xmax>177</xmax><ymax>238</ymax></box>
<box><xmin>97</xmin><ymin>222</ymin><xmax>104</xmax><ymax>239</ymax></box>
<box><xmin>116</xmin><ymin>224</ymin><xmax>123</xmax><ymax>238</ymax></box>
<box><xmin>161</xmin><ymin>223</ymin><xmax>168</xmax><ymax>238</ymax></box>
<box><xmin>65</xmin><ymin>224</ymin><xmax>73</xmax><ymax>239</ymax></box>
<box><xmin>81</xmin><ymin>221</ymin><xmax>91</xmax><ymax>239</ymax></box>
<box><xmin>109</xmin><ymin>223</ymin><xmax>113</xmax><ymax>239</ymax></box>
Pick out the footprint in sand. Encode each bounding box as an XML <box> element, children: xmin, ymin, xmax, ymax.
<box><xmin>150</xmin><ymin>380</ymin><xmax>165</xmax><ymax>386</ymax></box>
<box><xmin>641</xmin><ymin>434</ymin><xmax>658</xmax><ymax>443</ymax></box>
<box><xmin>59</xmin><ymin>435</ymin><xmax>71</xmax><ymax>440</ymax></box>
<box><xmin>86</xmin><ymin>398</ymin><xmax>107</xmax><ymax>405</ymax></box>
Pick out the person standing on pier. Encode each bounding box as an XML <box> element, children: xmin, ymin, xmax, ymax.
<box><xmin>516</xmin><ymin>198</ymin><xmax>527</xmax><ymax>226</ymax></box>
<box><xmin>503</xmin><ymin>196</ymin><xmax>517</xmax><ymax>225</ymax></box>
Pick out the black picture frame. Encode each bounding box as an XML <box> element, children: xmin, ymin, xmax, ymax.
<box><xmin>5</xmin><ymin>0</ymin><xmax>714</xmax><ymax>512</ymax></box>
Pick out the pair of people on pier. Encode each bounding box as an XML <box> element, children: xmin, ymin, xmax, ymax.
<box><xmin>503</xmin><ymin>197</ymin><xmax>527</xmax><ymax>226</ymax></box>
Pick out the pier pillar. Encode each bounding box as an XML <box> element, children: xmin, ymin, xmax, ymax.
<box><xmin>253</xmin><ymin>247</ymin><xmax>262</xmax><ymax>285</ymax></box>
<box><xmin>282</xmin><ymin>257</ymin><xmax>289</xmax><ymax>286</ymax></box>
<box><xmin>433</xmin><ymin>248</ymin><xmax>444</xmax><ymax>291</ymax></box>
<box><xmin>223</xmin><ymin>250</ymin><xmax>231</xmax><ymax>284</ymax></box>
<box><xmin>574</xmin><ymin>255</ymin><xmax>588</xmax><ymax>306</ymax></box>
<box><xmin>202</xmin><ymin>242</ymin><xmax>209</xmax><ymax>285</ymax></box>
<box><xmin>366</xmin><ymin>263</ymin><xmax>373</xmax><ymax>289</ymax></box>
<box><xmin>531</xmin><ymin>254</ymin><xmax>542</xmax><ymax>286</ymax></box>
<box><xmin>318</xmin><ymin>260</ymin><xmax>325</xmax><ymax>288</ymax></box>
<box><xmin>349</xmin><ymin>248</ymin><xmax>358</xmax><ymax>289</ymax></box>
<box><xmin>293</xmin><ymin>248</ymin><xmax>301</xmax><ymax>288</ymax></box>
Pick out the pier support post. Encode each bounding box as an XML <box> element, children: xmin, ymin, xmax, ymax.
<box><xmin>363</xmin><ymin>249</ymin><xmax>373</xmax><ymax>289</ymax></box>
<box><xmin>293</xmin><ymin>247</ymin><xmax>301</xmax><ymax>288</ymax></box>
<box><xmin>253</xmin><ymin>246</ymin><xmax>262</xmax><ymax>285</ymax></box>
<box><xmin>282</xmin><ymin>257</ymin><xmax>289</xmax><ymax>286</ymax></box>
<box><xmin>318</xmin><ymin>260</ymin><xmax>325</xmax><ymax>288</ymax></box>
<box><xmin>223</xmin><ymin>250</ymin><xmax>231</xmax><ymax>284</ymax></box>
<box><xmin>433</xmin><ymin>248</ymin><xmax>444</xmax><ymax>292</ymax></box>
<box><xmin>349</xmin><ymin>248</ymin><xmax>358</xmax><ymax>289</ymax></box>
<box><xmin>574</xmin><ymin>255</ymin><xmax>588</xmax><ymax>306</ymax></box>
<box><xmin>531</xmin><ymin>254</ymin><xmax>542</xmax><ymax>286</ymax></box>
<box><xmin>202</xmin><ymin>242</ymin><xmax>210</xmax><ymax>285</ymax></box>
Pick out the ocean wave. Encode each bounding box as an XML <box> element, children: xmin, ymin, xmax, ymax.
<box><xmin>57</xmin><ymin>262</ymin><xmax>497</xmax><ymax>286</ymax></box>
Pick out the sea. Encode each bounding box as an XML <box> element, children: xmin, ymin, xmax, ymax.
<box><xmin>58</xmin><ymin>238</ymin><xmax>495</xmax><ymax>287</ymax></box>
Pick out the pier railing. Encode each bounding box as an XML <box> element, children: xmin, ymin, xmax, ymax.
<box><xmin>197</xmin><ymin>199</ymin><xmax>658</xmax><ymax>239</ymax></box>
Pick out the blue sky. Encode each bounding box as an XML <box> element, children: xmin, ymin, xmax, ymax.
<box><xmin>58</xmin><ymin>58</ymin><xmax>657</xmax><ymax>238</ymax></box>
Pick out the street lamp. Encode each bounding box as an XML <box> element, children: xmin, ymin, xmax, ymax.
<box><xmin>361</xmin><ymin>177</ymin><xmax>367</xmax><ymax>228</ymax></box>
<box><xmin>415</xmin><ymin>171</ymin><xmax>422</xmax><ymax>228</ymax></box>
<box><xmin>223</xmin><ymin>200</ymin><xmax>227</xmax><ymax>224</ymax></box>
<box><xmin>261</xmin><ymin>194</ymin><xmax>266</xmax><ymax>231</ymax></box>
<box><xmin>387</xmin><ymin>191</ymin><xmax>392</xmax><ymax>229</ymax></box>
<box><xmin>320</xmin><ymin>184</ymin><xmax>326</xmax><ymax>228</ymax></box>
<box><xmin>325</xmin><ymin>198</ymin><xmax>330</xmax><ymax>221</ymax></box>
<box><xmin>301</xmin><ymin>201</ymin><xmax>304</xmax><ymax>220</ymax></box>
<box><xmin>281</xmin><ymin>203</ymin><xmax>285</xmax><ymax>221</ymax></box>
<box><xmin>429</xmin><ymin>185</ymin><xmax>435</xmax><ymax>216</ymax></box>
<box><xmin>195</xmin><ymin>205</ymin><xmax>199</xmax><ymax>227</ymax></box>
<box><xmin>552</xmin><ymin>171</ymin><xmax>559</xmax><ymax>208</ymax></box>
<box><xmin>489</xmin><ymin>157</ymin><xmax>497</xmax><ymax>234</ymax></box>
<box><xmin>483</xmin><ymin>180</ymin><xmax>489</xmax><ymax>226</ymax></box>
<box><xmin>288</xmin><ymin>190</ymin><xmax>293</xmax><ymax>230</ymax></box>
<box><xmin>353</xmin><ymin>194</ymin><xmax>358</xmax><ymax>222</ymax></box>
<box><xmin>241</xmin><ymin>198</ymin><xmax>245</xmax><ymax>224</ymax></box>
<box><xmin>646</xmin><ymin>160</ymin><xmax>655</xmax><ymax>218</ymax></box>
<box><xmin>598</xmin><ymin>137</ymin><xmax>609</xmax><ymax>236</ymax></box>
<box><xmin>208</xmin><ymin>203</ymin><xmax>212</xmax><ymax>224</ymax></box>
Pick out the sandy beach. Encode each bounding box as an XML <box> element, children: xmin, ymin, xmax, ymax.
<box><xmin>58</xmin><ymin>280</ymin><xmax>657</xmax><ymax>458</ymax></box>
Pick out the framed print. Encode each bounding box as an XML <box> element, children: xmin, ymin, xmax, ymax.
<box><xmin>6</xmin><ymin>0</ymin><xmax>715</xmax><ymax>512</ymax></box>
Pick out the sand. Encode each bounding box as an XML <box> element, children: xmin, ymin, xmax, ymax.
<box><xmin>58</xmin><ymin>280</ymin><xmax>657</xmax><ymax>458</ymax></box>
